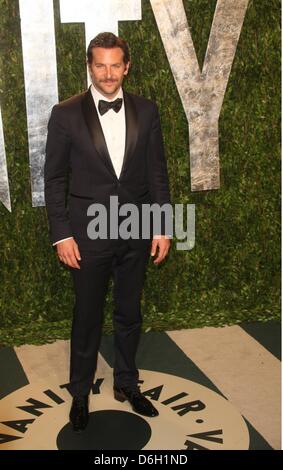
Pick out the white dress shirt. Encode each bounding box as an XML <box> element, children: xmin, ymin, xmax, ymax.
<box><xmin>91</xmin><ymin>84</ymin><xmax>126</xmax><ymax>178</ymax></box>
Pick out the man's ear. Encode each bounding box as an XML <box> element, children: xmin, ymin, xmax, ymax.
<box><xmin>124</xmin><ymin>61</ymin><xmax>130</xmax><ymax>76</ymax></box>
<box><xmin>87</xmin><ymin>61</ymin><xmax>92</xmax><ymax>74</ymax></box>
<box><xmin>87</xmin><ymin>63</ymin><xmax>93</xmax><ymax>83</ymax></box>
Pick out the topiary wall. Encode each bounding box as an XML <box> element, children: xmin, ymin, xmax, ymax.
<box><xmin>0</xmin><ymin>0</ymin><xmax>280</xmax><ymax>345</ymax></box>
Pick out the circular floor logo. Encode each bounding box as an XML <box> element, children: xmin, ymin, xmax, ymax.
<box><xmin>0</xmin><ymin>370</ymin><xmax>249</xmax><ymax>450</ymax></box>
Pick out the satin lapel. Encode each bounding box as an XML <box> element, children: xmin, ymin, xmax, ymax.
<box><xmin>119</xmin><ymin>90</ymin><xmax>138</xmax><ymax>180</ymax></box>
<box><xmin>81</xmin><ymin>87</ymin><xmax>116</xmax><ymax>178</ymax></box>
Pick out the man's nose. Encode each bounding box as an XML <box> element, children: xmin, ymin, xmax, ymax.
<box><xmin>105</xmin><ymin>66</ymin><xmax>112</xmax><ymax>78</ymax></box>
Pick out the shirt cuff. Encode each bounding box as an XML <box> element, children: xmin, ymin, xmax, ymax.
<box><xmin>53</xmin><ymin>237</ymin><xmax>73</xmax><ymax>246</ymax></box>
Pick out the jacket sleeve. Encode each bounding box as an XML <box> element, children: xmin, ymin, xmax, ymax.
<box><xmin>44</xmin><ymin>105</ymin><xmax>73</xmax><ymax>245</ymax></box>
<box><xmin>147</xmin><ymin>102</ymin><xmax>172</xmax><ymax>236</ymax></box>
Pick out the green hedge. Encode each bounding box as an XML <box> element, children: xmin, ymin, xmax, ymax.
<box><xmin>0</xmin><ymin>0</ymin><xmax>280</xmax><ymax>346</ymax></box>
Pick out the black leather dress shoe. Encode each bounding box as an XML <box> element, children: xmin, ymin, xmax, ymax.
<box><xmin>69</xmin><ymin>395</ymin><xmax>89</xmax><ymax>432</ymax></box>
<box><xmin>113</xmin><ymin>385</ymin><xmax>159</xmax><ymax>417</ymax></box>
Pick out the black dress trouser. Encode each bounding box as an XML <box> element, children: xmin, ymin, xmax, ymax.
<box><xmin>68</xmin><ymin>239</ymin><xmax>151</xmax><ymax>397</ymax></box>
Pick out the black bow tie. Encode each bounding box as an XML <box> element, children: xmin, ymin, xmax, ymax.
<box><xmin>98</xmin><ymin>98</ymin><xmax>123</xmax><ymax>116</ymax></box>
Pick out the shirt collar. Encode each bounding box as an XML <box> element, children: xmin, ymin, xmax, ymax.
<box><xmin>90</xmin><ymin>84</ymin><xmax>123</xmax><ymax>109</ymax></box>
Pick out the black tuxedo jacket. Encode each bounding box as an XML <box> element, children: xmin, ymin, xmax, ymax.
<box><xmin>44</xmin><ymin>87</ymin><xmax>171</xmax><ymax>250</ymax></box>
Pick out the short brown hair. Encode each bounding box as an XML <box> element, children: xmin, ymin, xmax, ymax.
<box><xmin>87</xmin><ymin>32</ymin><xmax>130</xmax><ymax>65</ymax></box>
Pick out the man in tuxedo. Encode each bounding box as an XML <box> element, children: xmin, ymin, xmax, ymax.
<box><xmin>44</xmin><ymin>32</ymin><xmax>171</xmax><ymax>432</ymax></box>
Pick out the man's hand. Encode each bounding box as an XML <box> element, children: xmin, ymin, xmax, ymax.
<box><xmin>56</xmin><ymin>237</ymin><xmax>81</xmax><ymax>269</ymax></box>
<box><xmin>151</xmin><ymin>235</ymin><xmax>171</xmax><ymax>265</ymax></box>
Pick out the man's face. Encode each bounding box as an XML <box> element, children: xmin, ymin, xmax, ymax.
<box><xmin>88</xmin><ymin>47</ymin><xmax>129</xmax><ymax>99</ymax></box>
